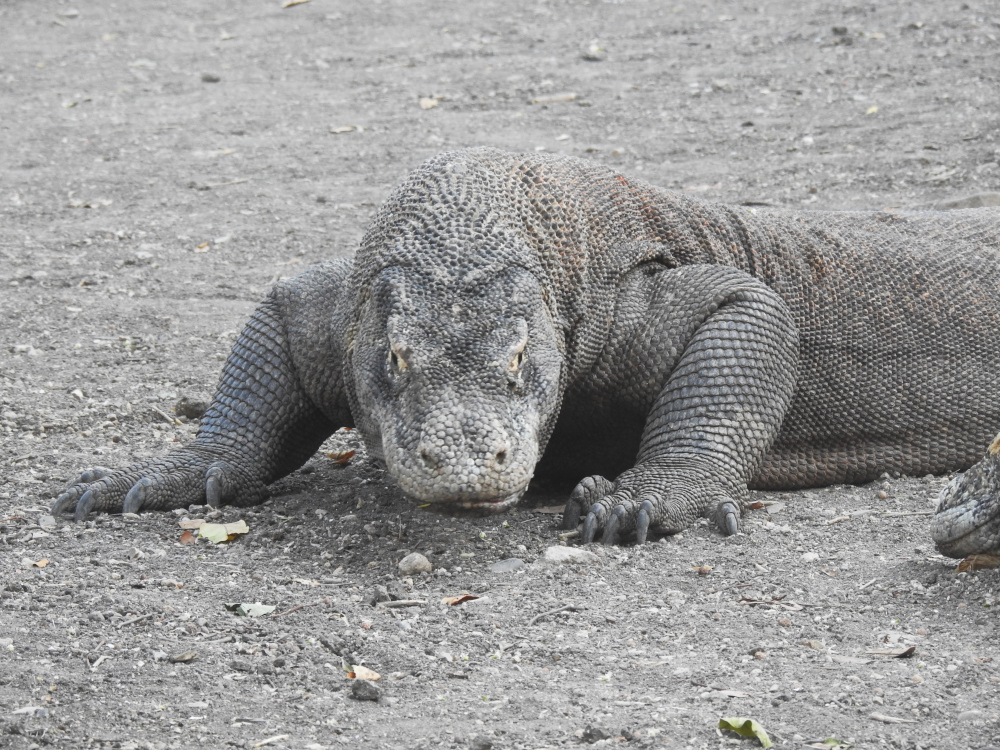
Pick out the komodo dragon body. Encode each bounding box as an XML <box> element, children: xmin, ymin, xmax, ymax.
<box><xmin>54</xmin><ymin>148</ymin><xmax>1000</xmax><ymax>556</ymax></box>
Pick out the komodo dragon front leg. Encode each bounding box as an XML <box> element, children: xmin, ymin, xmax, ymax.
<box><xmin>52</xmin><ymin>260</ymin><xmax>354</xmax><ymax>521</ymax></box>
<box><xmin>563</xmin><ymin>263</ymin><xmax>799</xmax><ymax>543</ymax></box>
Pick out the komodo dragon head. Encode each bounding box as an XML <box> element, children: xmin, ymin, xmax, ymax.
<box><xmin>347</xmin><ymin>264</ymin><xmax>564</xmax><ymax>514</ymax></box>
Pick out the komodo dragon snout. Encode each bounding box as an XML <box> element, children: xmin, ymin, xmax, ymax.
<box><xmin>348</xmin><ymin>265</ymin><xmax>564</xmax><ymax>513</ymax></box>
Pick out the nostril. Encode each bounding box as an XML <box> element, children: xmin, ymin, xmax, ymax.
<box><xmin>495</xmin><ymin>450</ymin><xmax>507</xmax><ymax>465</ymax></box>
<box><xmin>419</xmin><ymin>448</ymin><xmax>435</xmax><ymax>468</ymax></box>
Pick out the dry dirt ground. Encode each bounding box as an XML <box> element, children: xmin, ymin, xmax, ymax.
<box><xmin>2</xmin><ymin>1</ymin><xmax>1000</xmax><ymax>749</ymax></box>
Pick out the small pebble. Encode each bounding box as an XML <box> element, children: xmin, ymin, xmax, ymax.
<box><xmin>801</xmin><ymin>552</ymin><xmax>820</xmax><ymax>562</ymax></box>
<box><xmin>398</xmin><ymin>552</ymin><xmax>432</xmax><ymax>575</ymax></box>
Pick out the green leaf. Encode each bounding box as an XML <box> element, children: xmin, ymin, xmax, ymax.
<box><xmin>718</xmin><ymin>717</ymin><xmax>773</xmax><ymax>748</ymax></box>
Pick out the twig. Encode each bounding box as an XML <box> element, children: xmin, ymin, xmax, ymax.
<box><xmin>380</xmin><ymin>599</ymin><xmax>427</xmax><ymax>608</ymax></box>
<box><xmin>884</xmin><ymin>511</ymin><xmax>934</xmax><ymax>517</ymax></box>
<box><xmin>529</xmin><ymin>604</ymin><xmax>584</xmax><ymax>627</ymax></box>
<box><xmin>858</xmin><ymin>577</ymin><xmax>879</xmax><ymax>590</ymax></box>
<box><xmin>270</xmin><ymin>602</ymin><xmax>318</xmax><ymax>618</ymax></box>
<box><xmin>151</xmin><ymin>406</ymin><xmax>181</xmax><ymax>425</ymax></box>
<box><xmin>205</xmin><ymin>178</ymin><xmax>249</xmax><ymax>188</ymax></box>
<box><xmin>116</xmin><ymin>613</ymin><xmax>154</xmax><ymax>628</ymax></box>
<box><xmin>558</xmin><ymin>529</ymin><xmax>580</xmax><ymax>540</ymax></box>
<box><xmin>88</xmin><ymin>654</ymin><xmax>109</xmax><ymax>671</ymax></box>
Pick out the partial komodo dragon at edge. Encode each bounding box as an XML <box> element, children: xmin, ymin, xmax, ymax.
<box><xmin>53</xmin><ymin>148</ymin><xmax>1000</xmax><ymax>557</ymax></box>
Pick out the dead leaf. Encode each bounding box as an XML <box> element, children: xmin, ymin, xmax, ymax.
<box><xmin>716</xmin><ymin>688</ymin><xmax>751</xmax><ymax>698</ymax></box>
<box><xmin>865</xmin><ymin>646</ymin><xmax>915</xmax><ymax>658</ymax></box>
<box><xmin>533</xmin><ymin>504</ymin><xmax>566</xmax><ymax>514</ymax></box>
<box><xmin>178</xmin><ymin>518</ymin><xmax>205</xmax><ymax>529</ymax></box>
<box><xmin>692</xmin><ymin>565</ymin><xmax>712</xmax><ymax>575</ymax></box>
<box><xmin>169</xmin><ymin>651</ymin><xmax>198</xmax><ymax>663</ymax></box>
<box><xmin>330</xmin><ymin>125</ymin><xmax>362</xmax><ymax>134</ymax></box>
<box><xmin>441</xmin><ymin>594</ymin><xmax>479</xmax><ymax>606</ymax></box>
<box><xmin>179</xmin><ymin>530</ymin><xmax>197</xmax><ymax>545</ymax></box>
<box><xmin>801</xmin><ymin>640</ymin><xmax>825</xmax><ymax>650</ymax></box>
<box><xmin>957</xmin><ymin>553</ymin><xmax>1000</xmax><ymax>573</ymax></box>
<box><xmin>31</xmin><ymin>559</ymin><xmax>48</xmax><ymax>568</ymax></box>
<box><xmin>198</xmin><ymin>520</ymin><xmax>249</xmax><ymax>543</ymax></box>
<box><xmin>419</xmin><ymin>97</ymin><xmax>439</xmax><ymax>110</ymax></box>
<box><xmin>282</xmin><ymin>0</ymin><xmax>311</xmax><ymax>6</ymax></box>
<box><xmin>349</xmin><ymin>665</ymin><xmax>380</xmax><ymax>681</ymax></box>
<box><xmin>325</xmin><ymin>450</ymin><xmax>355</xmax><ymax>465</ymax></box>
<box><xmin>747</xmin><ymin>501</ymin><xmax>766</xmax><ymax>510</ymax></box>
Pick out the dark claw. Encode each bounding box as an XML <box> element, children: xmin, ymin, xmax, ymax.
<box><xmin>206</xmin><ymin>467</ymin><xmax>224</xmax><ymax>508</ymax></box>
<box><xmin>583</xmin><ymin>503</ymin><xmax>606</xmax><ymax>544</ymax></box>
<box><xmin>74</xmin><ymin>489</ymin><xmax>97</xmax><ymax>524</ymax></box>
<box><xmin>123</xmin><ymin>478</ymin><xmax>151</xmax><ymax>514</ymax></box>
<box><xmin>717</xmin><ymin>499</ymin><xmax>740</xmax><ymax>536</ymax></box>
<box><xmin>563</xmin><ymin>490</ymin><xmax>584</xmax><ymax>530</ymax></box>
<box><xmin>601</xmin><ymin>508</ymin><xmax>623</xmax><ymax>546</ymax></box>
<box><xmin>636</xmin><ymin>499</ymin><xmax>654</xmax><ymax>545</ymax></box>
<box><xmin>52</xmin><ymin>488</ymin><xmax>82</xmax><ymax>517</ymax></box>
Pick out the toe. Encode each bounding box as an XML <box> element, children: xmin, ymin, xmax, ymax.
<box><xmin>52</xmin><ymin>488</ymin><xmax>83</xmax><ymax>517</ymax></box>
<box><xmin>74</xmin><ymin>489</ymin><xmax>98</xmax><ymax>523</ymax></box>
<box><xmin>715</xmin><ymin>499</ymin><xmax>741</xmax><ymax>536</ymax></box>
<box><xmin>123</xmin><ymin>478</ymin><xmax>153</xmax><ymax>514</ymax></box>
<box><xmin>635</xmin><ymin>498</ymin><xmax>654</xmax><ymax>545</ymax></box>
<box><xmin>601</xmin><ymin>506</ymin><xmax>625</xmax><ymax>545</ymax></box>
<box><xmin>582</xmin><ymin>503</ymin><xmax>607</xmax><ymax>543</ymax></box>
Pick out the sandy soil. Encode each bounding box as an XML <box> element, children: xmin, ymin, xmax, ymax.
<box><xmin>2</xmin><ymin>1</ymin><xmax>999</xmax><ymax>749</ymax></box>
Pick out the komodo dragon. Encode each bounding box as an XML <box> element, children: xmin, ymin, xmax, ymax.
<box><xmin>52</xmin><ymin>148</ymin><xmax>1000</xmax><ymax>556</ymax></box>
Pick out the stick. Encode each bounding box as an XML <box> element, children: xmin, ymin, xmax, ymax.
<box><xmin>117</xmin><ymin>613</ymin><xmax>154</xmax><ymax>628</ymax></box>
<box><xmin>884</xmin><ymin>511</ymin><xmax>934</xmax><ymax>517</ymax></box>
<box><xmin>270</xmin><ymin>602</ymin><xmax>317</xmax><ymax>618</ymax></box>
<box><xmin>151</xmin><ymin>406</ymin><xmax>181</xmax><ymax>425</ymax></box>
<box><xmin>529</xmin><ymin>604</ymin><xmax>584</xmax><ymax>627</ymax></box>
<box><xmin>858</xmin><ymin>577</ymin><xmax>879</xmax><ymax>590</ymax></box>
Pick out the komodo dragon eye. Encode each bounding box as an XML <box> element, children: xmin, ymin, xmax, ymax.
<box><xmin>508</xmin><ymin>343</ymin><xmax>526</xmax><ymax>373</ymax></box>
<box><xmin>389</xmin><ymin>344</ymin><xmax>409</xmax><ymax>374</ymax></box>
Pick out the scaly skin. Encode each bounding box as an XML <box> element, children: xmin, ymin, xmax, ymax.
<box><xmin>54</xmin><ymin>148</ymin><xmax>1000</xmax><ymax>552</ymax></box>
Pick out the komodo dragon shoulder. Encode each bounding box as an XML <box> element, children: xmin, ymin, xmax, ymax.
<box><xmin>53</xmin><ymin>148</ymin><xmax>1000</xmax><ymax>556</ymax></box>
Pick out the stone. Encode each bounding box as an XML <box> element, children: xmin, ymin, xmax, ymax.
<box><xmin>801</xmin><ymin>552</ymin><xmax>820</xmax><ymax>562</ymax></box>
<box><xmin>37</xmin><ymin>514</ymin><xmax>56</xmax><ymax>530</ymax></box>
<box><xmin>957</xmin><ymin>709</ymin><xmax>983</xmax><ymax>721</ymax></box>
<box><xmin>489</xmin><ymin>557</ymin><xmax>525</xmax><ymax>573</ymax></box>
<box><xmin>351</xmin><ymin>678</ymin><xmax>381</xmax><ymax>702</ymax></box>
<box><xmin>175</xmin><ymin>396</ymin><xmax>210</xmax><ymax>420</ymax></box>
<box><xmin>541</xmin><ymin>546</ymin><xmax>599</xmax><ymax>565</ymax></box>
<box><xmin>398</xmin><ymin>552</ymin><xmax>432</xmax><ymax>575</ymax></box>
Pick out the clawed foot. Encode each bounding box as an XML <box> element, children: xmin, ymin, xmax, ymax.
<box><xmin>52</xmin><ymin>450</ymin><xmax>267</xmax><ymax>522</ymax></box>
<box><xmin>562</xmin><ymin>470</ymin><xmax>743</xmax><ymax>545</ymax></box>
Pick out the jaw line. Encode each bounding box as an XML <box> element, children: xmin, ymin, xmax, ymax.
<box><xmin>418</xmin><ymin>487</ymin><xmax>528</xmax><ymax>516</ymax></box>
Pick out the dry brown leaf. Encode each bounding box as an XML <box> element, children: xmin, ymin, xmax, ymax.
<box><xmin>178</xmin><ymin>518</ymin><xmax>205</xmax><ymax>529</ymax></box>
<box><xmin>325</xmin><ymin>450</ymin><xmax>355</xmax><ymax>465</ymax></box>
<box><xmin>179</xmin><ymin>530</ymin><xmax>197</xmax><ymax>544</ymax></box>
<box><xmin>692</xmin><ymin>565</ymin><xmax>712</xmax><ymax>575</ymax></box>
<box><xmin>349</xmin><ymin>665</ymin><xmax>380</xmax><ymax>681</ymax></box>
<box><xmin>282</xmin><ymin>0</ymin><xmax>311</xmax><ymax>6</ymax></box>
<box><xmin>32</xmin><ymin>559</ymin><xmax>48</xmax><ymax>568</ymax></box>
<box><xmin>957</xmin><ymin>553</ymin><xmax>1000</xmax><ymax>573</ymax></box>
<box><xmin>533</xmin><ymin>504</ymin><xmax>566</xmax><ymax>514</ymax></box>
<box><xmin>441</xmin><ymin>594</ymin><xmax>479</xmax><ymax>606</ymax></box>
<box><xmin>747</xmin><ymin>501</ymin><xmax>766</xmax><ymax>510</ymax></box>
<box><xmin>801</xmin><ymin>640</ymin><xmax>825</xmax><ymax>650</ymax></box>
